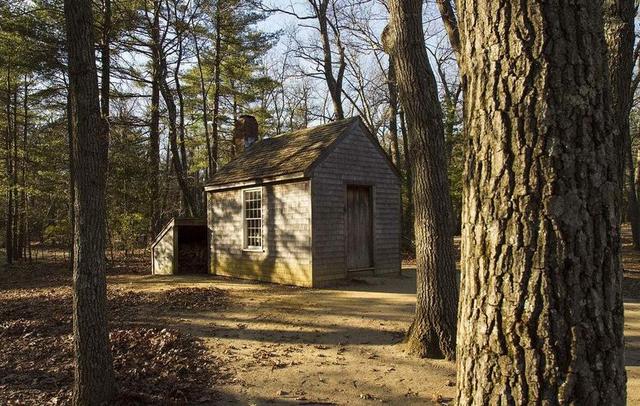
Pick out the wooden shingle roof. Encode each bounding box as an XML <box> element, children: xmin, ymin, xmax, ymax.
<box><xmin>207</xmin><ymin>117</ymin><xmax>360</xmax><ymax>186</ymax></box>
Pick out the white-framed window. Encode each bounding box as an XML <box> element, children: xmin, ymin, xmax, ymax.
<box><xmin>243</xmin><ymin>188</ymin><xmax>263</xmax><ymax>250</ymax></box>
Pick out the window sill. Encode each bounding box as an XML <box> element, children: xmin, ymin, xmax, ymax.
<box><xmin>242</xmin><ymin>248</ymin><xmax>265</xmax><ymax>253</ymax></box>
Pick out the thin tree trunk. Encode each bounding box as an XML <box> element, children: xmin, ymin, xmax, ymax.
<box><xmin>193</xmin><ymin>35</ymin><xmax>213</xmax><ymax>177</ymax></box>
<box><xmin>148</xmin><ymin>0</ymin><xmax>161</xmax><ymax>237</ymax></box>
<box><xmin>160</xmin><ymin>139</ymin><xmax>171</xmax><ymax>217</ymax></box>
<box><xmin>626</xmin><ymin>145</ymin><xmax>640</xmax><ymax>247</ymax></box>
<box><xmin>434</xmin><ymin>0</ymin><xmax>460</xmax><ymax>60</ymax></box>
<box><xmin>157</xmin><ymin>47</ymin><xmax>198</xmax><ymax>216</ymax></box>
<box><xmin>5</xmin><ymin>69</ymin><xmax>13</xmax><ymax>267</ymax></box>
<box><xmin>66</xmin><ymin>88</ymin><xmax>75</xmax><ymax>270</ymax></box>
<box><xmin>455</xmin><ymin>1</ymin><xmax>626</xmax><ymax>403</ymax></box>
<box><xmin>317</xmin><ymin>1</ymin><xmax>345</xmax><ymax>120</ymax></box>
<box><xmin>63</xmin><ymin>0</ymin><xmax>116</xmax><ymax>402</ymax></box>
<box><xmin>604</xmin><ymin>0</ymin><xmax>635</xmax><ymax>192</ymax></box>
<box><xmin>173</xmin><ymin>31</ymin><xmax>191</xmax><ymax>213</ymax></box>
<box><xmin>603</xmin><ymin>0</ymin><xmax>638</xmax><ymax>247</ymax></box>
<box><xmin>174</xmin><ymin>31</ymin><xmax>188</xmax><ymax>173</ymax></box>
<box><xmin>12</xmin><ymin>86</ymin><xmax>19</xmax><ymax>260</ymax></box>
<box><xmin>399</xmin><ymin>108</ymin><xmax>412</xmax><ymax>243</ymax></box>
<box><xmin>211</xmin><ymin>4</ymin><xmax>222</xmax><ymax>171</ymax></box>
<box><xmin>387</xmin><ymin>60</ymin><xmax>400</xmax><ymax>167</ymax></box>
<box><xmin>383</xmin><ymin>0</ymin><xmax>458</xmax><ymax>359</ymax></box>
<box><xmin>636</xmin><ymin>147</ymin><xmax>640</xmax><ymax>188</ymax></box>
<box><xmin>100</xmin><ymin>0</ymin><xmax>111</xmax><ymax>119</ymax></box>
<box><xmin>19</xmin><ymin>76</ymin><xmax>28</xmax><ymax>260</ymax></box>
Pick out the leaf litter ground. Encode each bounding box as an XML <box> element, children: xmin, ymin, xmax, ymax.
<box><xmin>0</xmin><ymin>260</ymin><xmax>230</xmax><ymax>405</ymax></box>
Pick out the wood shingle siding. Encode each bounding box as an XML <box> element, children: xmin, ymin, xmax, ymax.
<box><xmin>152</xmin><ymin>225</ymin><xmax>174</xmax><ymax>275</ymax></box>
<box><xmin>208</xmin><ymin>180</ymin><xmax>313</xmax><ymax>286</ymax></box>
<box><xmin>310</xmin><ymin>125</ymin><xmax>401</xmax><ymax>285</ymax></box>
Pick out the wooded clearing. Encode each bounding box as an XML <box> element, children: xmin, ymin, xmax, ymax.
<box><xmin>3</xmin><ymin>228</ymin><xmax>640</xmax><ymax>404</ymax></box>
<box><xmin>3</xmin><ymin>0</ymin><xmax>640</xmax><ymax>404</ymax></box>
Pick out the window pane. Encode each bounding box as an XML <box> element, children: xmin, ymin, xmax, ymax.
<box><xmin>244</xmin><ymin>189</ymin><xmax>262</xmax><ymax>248</ymax></box>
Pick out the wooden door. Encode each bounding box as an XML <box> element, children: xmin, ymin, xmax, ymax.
<box><xmin>346</xmin><ymin>185</ymin><xmax>373</xmax><ymax>270</ymax></box>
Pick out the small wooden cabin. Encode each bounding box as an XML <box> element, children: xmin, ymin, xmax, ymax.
<box><xmin>151</xmin><ymin>217</ymin><xmax>208</xmax><ymax>275</ymax></box>
<box><xmin>205</xmin><ymin>116</ymin><xmax>401</xmax><ymax>287</ymax></box>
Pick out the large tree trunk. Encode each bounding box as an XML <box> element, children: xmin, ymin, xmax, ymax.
<box><xmin>603</xmin><ymin>0</ymin><xmax>639</xmax><ymax>248</ymax></box>
<box><xmin>148</xmin><ymin>0</ymin><xmax>161</xmax><ymax>237</ymax></box>
<box><xmin>63</xmin><ymin>0</ymin><xmax>116</xmax><ymax>403</ymax></box>
<box><xmin>383</xmin><ymin>0</ymin><xmax>458</xmax><ymax>360</ymax></box>
<box><xmin>455</xmin><ymin>1</ymin><xmax>626</xmax><ymax>404</ymax></box>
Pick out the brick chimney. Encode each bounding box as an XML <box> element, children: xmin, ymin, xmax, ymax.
<box><xmin>233</xmin><ymin>115</ymin><xmax>258</xmax><ymax>155</ymax></box>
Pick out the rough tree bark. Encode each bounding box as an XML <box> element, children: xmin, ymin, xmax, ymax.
<box><xmin>603</xmin><ymin>0</ymin><xmax>639</xmax><ymax>248</ymax></box>
<box><xmin>382</xmin><ymin>0</ymin><xmax>458</xmax><ymax>359</ymax></box>
<box><xmin>63</xmin><ymin>0</ymin><xmax>116</xmax><ymax>403</ymax></box>
<box><xmin>455</xmin><ymin>1</ymin><xmax>626</xmax><ymax>404</ymax></box>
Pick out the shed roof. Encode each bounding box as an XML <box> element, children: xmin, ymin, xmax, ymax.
<box><xmin>206</xmin><ymin>117</ymin><xmax>361</xmax><ymax>186</ymax></box>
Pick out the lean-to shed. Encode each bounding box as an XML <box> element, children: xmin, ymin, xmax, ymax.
<box><xmin>151</xmin><ymin>217</ymin><xmax>208</xmax><ymax>275</ymax></box>
<box><xmin>205</xmin><ymin>115</ymin><xmax>401</xmax><ymax>287</ymax></box>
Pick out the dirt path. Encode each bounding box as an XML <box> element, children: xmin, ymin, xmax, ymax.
<box><xmin>625</xmin><ymin>300</ymin><xmax>640</xmax><ymax>405</ymax></box>
<box><xmin>6</xmin><ymin>230</ymin><xmax>640</xmax><ymax>405</ymax></box>
<box><xmin>112</xmin><ymin>268</ymin><xmax>640</xmax><ymax>405</ymax></box>
<box><xmin>111</xmin><ymin>271</ymin><xmax>454</xmax><ymax>405</ymax></box>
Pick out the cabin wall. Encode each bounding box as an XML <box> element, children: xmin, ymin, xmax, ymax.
<box><xmin>311</xmin><ymin>126</ymin><xmax>401</xmax><ymax>285</ymax></box>
<box><xmin>208</xmin><ymin>180</ymin><xmax>313</xmax><ymax>287</ymax></box>
<box><xmin>152</xmin><ymin>225</ymin><xmax>174</xmax><ymax>275</ymax></box>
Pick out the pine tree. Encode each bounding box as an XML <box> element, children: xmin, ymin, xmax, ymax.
<box><xmin>63</xmin><ymin>0</ymin><xmax>116</xmax><ymax>402</ymax></box>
